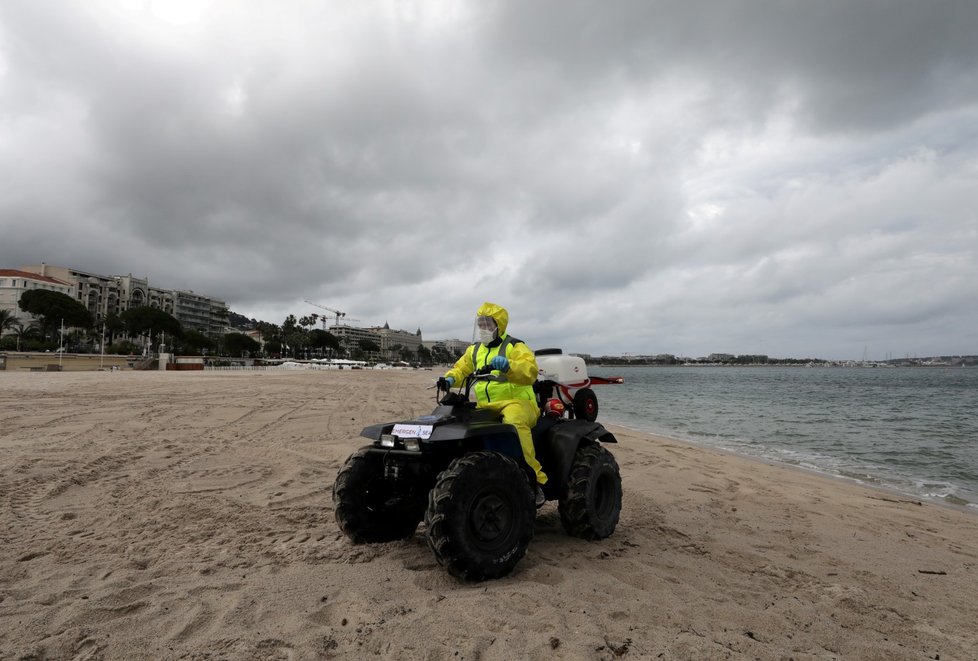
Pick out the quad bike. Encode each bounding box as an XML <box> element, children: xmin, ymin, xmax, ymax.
<box><xmin>332</xmin><ymin>363</ymin><xmax>623</xmax><ymax>581</ymax></box>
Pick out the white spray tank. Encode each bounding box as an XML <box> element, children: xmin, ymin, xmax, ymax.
<box><xmin>535</xmin><ymin>349</ymin><xmax>590</xmax><ymax>391</ymax></box>
<box><xmin>534</xmin><ymin>348</ymin><xmax>622</xmax><ymax>422</ymax></box>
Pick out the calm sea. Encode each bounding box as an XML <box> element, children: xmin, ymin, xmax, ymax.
<box><xmin>589</xmin><ymin>365</ymin><xmax>978</xmax><ymax>510</ymax></box>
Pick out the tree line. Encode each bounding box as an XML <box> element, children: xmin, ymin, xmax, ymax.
<box><xmin>242</xmin><ymin>313</ymin><xmax>457</xmax><ymax>364</ymax></box>
<box><xmin>0</xmin><ymin>290</ymin><xmax>247</xmax><ymax>356</ymax></box>
<box><xmin>0</xmin><ymin>292</ymin><xmax>461</xmax><ymax>363</ymax></box>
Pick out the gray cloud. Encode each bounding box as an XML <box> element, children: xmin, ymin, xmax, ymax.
<box><xmin>2</xmin><ymin>0</ymin><xmax>977</xmax><ymax>359</ymax></box>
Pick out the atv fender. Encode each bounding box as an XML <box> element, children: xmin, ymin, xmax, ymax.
<box><xmin>360</xmin><ymin>422</ymin><xmax>393</xmax><ymax>441</ymax></box>
<box><xmin>537</xmin><ymin>420</ymin><xmax>617</xmax><ymax>499</ymax></box>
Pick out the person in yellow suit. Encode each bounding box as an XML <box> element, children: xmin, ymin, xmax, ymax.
<box><xmin>441</xmin><ymin>302</ymin><xmax>547</xmax><ymax>507</ymax></box>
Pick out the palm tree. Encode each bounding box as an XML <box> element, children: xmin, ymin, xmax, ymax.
<box><xmin>14</xmin><ymin>326</ymin><xmax>35</xmax><ymax>351</ymax></box>
<box><xmin>0</xmin><ymin>309</ymin><xmax>22</xmax><ymax>336</ymax></box>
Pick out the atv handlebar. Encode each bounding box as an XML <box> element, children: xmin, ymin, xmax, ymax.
<box><xmin>435</xmin><ymin>366</ymin><xmax>503</xmax><ymax>405</ymax></box>
<box><xmin>436</xmin><ymin>366</ymin><xmax>495</xmax><ymax>390</ymax></box>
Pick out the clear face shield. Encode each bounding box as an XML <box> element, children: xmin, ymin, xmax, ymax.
<box><xmin>472</xmin><ymin>315</ymin><xmax>498</xmax><ymax>344</ymax></box>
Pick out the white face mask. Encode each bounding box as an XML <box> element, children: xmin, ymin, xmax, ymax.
<box><xmin>473</xmin><ymin>316</ymin><xmax>498</xmax><ymax>344</ymax></box>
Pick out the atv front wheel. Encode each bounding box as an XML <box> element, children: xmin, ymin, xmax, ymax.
<box><xmin>425</xmin><ymin>452</ymin><xmax>535</xmax><ymax>581</ymax></box>
<box><xmin>333</xmin><ymin>447</ymin><xmax>424</xmax><ymax>543</ymax></box>
<box><xmin>559</xmin><ymin>442</ymin><xmax>622</xmax><ymax>540</ymax></box>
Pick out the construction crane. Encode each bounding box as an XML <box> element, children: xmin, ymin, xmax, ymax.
<box><xmin>304</xmin><ymin>301</ymin><xmax>359</xmax><ymax>329</ymax></box>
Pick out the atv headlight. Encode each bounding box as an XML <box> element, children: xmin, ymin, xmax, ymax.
<box><xmin>380</xmin><ymin>434</ymin><xmax>395</xmax><ymax>448</ymax></box>
<box><xmin>403</xmin><ymin>438</ymin><xmax>421</xmax><ymax>452</ymax></box>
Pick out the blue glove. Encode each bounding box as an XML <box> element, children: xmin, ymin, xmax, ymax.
<box><xmin>491</xmin><ymin>355</ymin><xmax>509</xmax><ymax>372</ymax></box>
<box><xmin>438</xmin><ymin>376</ymin><xmax>455</xmax><ymax>390</ymax></box>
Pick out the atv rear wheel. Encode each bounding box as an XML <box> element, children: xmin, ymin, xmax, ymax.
<box><xmin>559</xmin><ymin>442</ymin><xmax>622</xmax><ymax>540</ymax></box>
<box><xmin>573</xmin><ymin>387</ymin><xmax>599</xmax><ymax>422</ymax></box>
<box><xmin>425</xmin><ymin>451</ymin><xmax>535</xmax><ymax>581</ymax></box>
<box><xmin>333</xmin><ymin>447</ymin><xmax>424</xmax><ymax>543</ymax></box>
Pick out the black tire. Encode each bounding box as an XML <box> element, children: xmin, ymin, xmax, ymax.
<box><xmin>333</xmin><ymin>447</ymin><xmax>424</xmax><ymax>543</ymax></box>
<box><xmin>573</xmin><ymin>387</ymin><xmax>599</xmax><ymax>422</ymax></box>
<box><xmin>558</xmin><ymin>443</ymin><xmax>622</xmax><ymax>540</ymax></box>
<box><xmin>425</xmin><ymin>452</ymin><xmax>535</xmax><ymax>581</ymax></box>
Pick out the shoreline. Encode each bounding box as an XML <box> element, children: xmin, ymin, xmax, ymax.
<box><xmin>591</xmin><ymin>362</ymin><xmax>974</xmax><ymax>368</ymax></box>
<box><xmin>2</xmin><ymin>370</ymin><xmax>977</xmax><ymax>659</ymax></box>
<box><xmin>603</xmin><ymin>419</ymin><xmax>978</xmax><ymax>516</ymax></box>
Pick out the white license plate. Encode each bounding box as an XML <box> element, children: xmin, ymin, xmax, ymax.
<box><xmin>391</xmin><ymin>423</ymin><xmax>434</xmax><ymax>439</ymax></box>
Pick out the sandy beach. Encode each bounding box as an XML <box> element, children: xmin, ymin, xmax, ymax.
<box><xmin>2</xmin><ymin>369</ymin><xmax>977</xmax><ymax>660</ymax></box>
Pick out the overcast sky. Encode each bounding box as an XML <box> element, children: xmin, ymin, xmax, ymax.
<box><xmin>2</xmin><ymin>1</ymin><xmax>977</xmax><ymax>360</ymax></box>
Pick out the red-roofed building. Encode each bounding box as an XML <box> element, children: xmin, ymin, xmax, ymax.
<box><xmin>0</xmin><ymin>269</ymin><xmax>74</xmax><ymax>334</ymax></box>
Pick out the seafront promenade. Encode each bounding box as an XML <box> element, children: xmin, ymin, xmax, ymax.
<box><xmin>0</xmin><ymin>351</ymin><xmax>135</xmax><ymax>372</ymax></box>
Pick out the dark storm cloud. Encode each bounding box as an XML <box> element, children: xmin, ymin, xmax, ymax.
<box><xmin>488</xmin><ymin>0</ymin><xmax>978</xmax><ymax>132</ymax></box>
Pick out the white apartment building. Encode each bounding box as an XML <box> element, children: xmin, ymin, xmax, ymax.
<box><xmin>16</xmin><ymin>263</ymin><xmax>228</xmax><ymax>335</ymax></box>
<box><xmin>0</xmin><ymin>269</ymin><xmax>74</xmax><ymax>333</ymax></box>
<box><xmin>172</xmin><ymin>290</ymin><xmax>228</xmax><ymax>335</ymax></box>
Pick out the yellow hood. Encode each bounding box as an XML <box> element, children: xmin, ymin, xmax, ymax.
<box><xmin>476</xmin><ymin>302</ymin><xmax>508</xmax><ymax>336</ymax></box>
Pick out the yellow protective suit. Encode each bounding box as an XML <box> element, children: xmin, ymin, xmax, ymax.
<box><xmin>444</xmin><ymin>302</ymin><xmax>546</xmax><ymax>485</ymax></box>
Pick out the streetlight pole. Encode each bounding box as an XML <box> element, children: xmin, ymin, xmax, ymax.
<box><xmin>100</xmin><ymin>322</ymin><xmax>105</xmax><ymax>369</ymax></box>
<box><xmin>59</xmin><ymin>318</ymin><xmax>64</xmax><ymax>368</ymax></box>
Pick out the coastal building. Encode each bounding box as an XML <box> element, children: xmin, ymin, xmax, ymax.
<box><xmin>171</xmin><ymin>290</ymin><xmax>228</xmax><ymax>335</ymax></box>
<box><xmin>325</xmin><ymin>323</ymin><xmax>425</xmax><ymax>360</ymax></box>
<box><xmin>442</xmin><ymin>339</ymin><xmax>468</xmax><ymax>355</ymax></box>
<box><xmin>16</xmin><ymin>263</ymin><xmax>229</xmax><ymax>335</ymax></box>
<box><xmin>328</xmin><ymin>324</ymin><xmax>382</xmax><ymax>354</ymax></box>
<box><xmin>422</xmin><ymin>338</ymin><xmax>468</xmax><ymax>359</ymax></box>
<box><xmin>372</xmin><ymin>322</ymin><xmax>423</xmax><ymax>356</ymax></box>
<box><xmin>0</xmin><ymin>269</ymin><xmax>74</xmax><ymax>332</ymax></box>
<box><xmin>21</xmin><ymin>264</ymin><xmax>124</xmax><ymax>319</ymax></box>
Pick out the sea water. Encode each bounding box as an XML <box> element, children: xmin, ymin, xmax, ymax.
<box><xmin>589</xmin><ymin>365</ymin><xmax>978</xmax><ymax>509</ymax></box>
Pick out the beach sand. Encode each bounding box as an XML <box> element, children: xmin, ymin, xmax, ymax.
<box><xmin>2</xmin><ymin>369</ymin><xmax>977</xmax><ymax>660</ymax></box>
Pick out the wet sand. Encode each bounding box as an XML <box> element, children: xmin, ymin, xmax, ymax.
<box><xmin>1</xmin><ymin>370</ymin><xmax>977</xmax><ymax>659</ymax></box>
